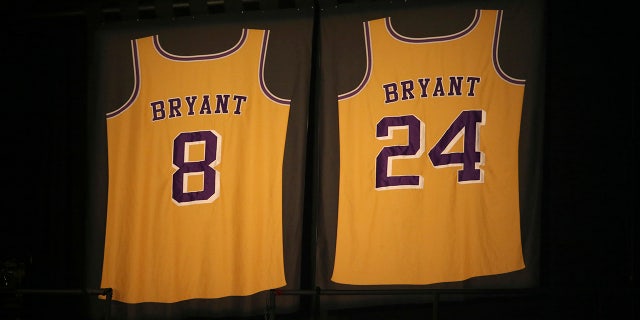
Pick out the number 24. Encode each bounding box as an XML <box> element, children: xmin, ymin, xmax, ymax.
<box><xmin>375</xmin><ymin>110</ymin><xmax>485</xmax><ymax>190</ymax></box>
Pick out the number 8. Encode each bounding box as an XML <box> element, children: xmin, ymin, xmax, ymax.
<box><xmin>172</xmin><ymin>130</ymin><xmax>221</xmax><ymax>205</ymax></box>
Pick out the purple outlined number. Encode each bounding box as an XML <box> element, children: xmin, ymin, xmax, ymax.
<box><xmin>374</xmin><ymin>110</ymin><xmax>486</xmax><ymax>190</ymax></box>
<box><xmin>375</xmin><ymin>115</ymin><xmax>425</xmax><ymax>189</ymax></box>
<box><xmin>428</xmin><ymin>110</ymin><xmax>485</xmax><ymax>183</ymax></box>
<box><xmin>172</xmin><ymin>130</ymin><xmax>221</xmax><ymax>205</ymax></box>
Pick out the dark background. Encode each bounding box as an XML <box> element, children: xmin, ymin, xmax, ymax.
<box><xmin>1</xmin><ymin>0</ymin><xmax>637</xmax><ymax>319</ymax></box>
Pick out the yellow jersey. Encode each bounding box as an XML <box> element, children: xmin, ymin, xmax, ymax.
<box><xmin>101</xmin><ymin>28</ymin><xmax>289</xmax><ymax>303</ymax></box>
<box><xmin>332</xmin><ymin>9</ymin><xmax>526</xmax><ymax>285</ymax></box>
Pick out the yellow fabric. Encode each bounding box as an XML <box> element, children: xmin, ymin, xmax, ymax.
<box><xmin>101</xmin><ymin>29</ymin><xmax>289</xmax><ymax>303</ymax></box>
<box><xmin>333</xmin><ymin>10</ymin><xmax>525</xmax><ymax>285</ymax></box>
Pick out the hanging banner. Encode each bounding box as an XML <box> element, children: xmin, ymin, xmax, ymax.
<box><xmin>87</xmin><ymin>7</ymin><xmax>313</xmax><ymax>318</ymax></box>
<box><xmin>315</xmin><ymin>0</ymin><xmax>544</xmax><ymax>308</ymax></box>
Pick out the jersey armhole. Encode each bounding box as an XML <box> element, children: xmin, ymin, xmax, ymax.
<box><xmin>338</xmin><ymin>21</ymin><xmax>372</xmax><ymax>101</ymax></box>
<box><xmin>106</xmin><ymin>39</ymin><xmax>140</xmax><ymax>119</ymax></box>
<box><xmin>259</xmin><ymin>30</ymin><xmax>291</xmax><ymax>106</ymax></box>
<box><xmin>493</xmin><ymin>10</ymin><xmax>526</xmax><ymax>86</ymax></box>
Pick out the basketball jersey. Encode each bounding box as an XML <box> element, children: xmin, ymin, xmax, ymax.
<box><xmin>332</xmin><ymin>9</ymin><xmax>526</xmax><ymax>285</ymax></box>
<box><xmin>101</xmin><ymin>28</ymin><xmax>290</xmax><ymax>303</ymax></box>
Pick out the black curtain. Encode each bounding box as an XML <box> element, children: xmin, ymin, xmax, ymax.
<box><xmin>1</xmin><ymin>0</ymin><xmax>637</xmax><ymax>319</ymax></box>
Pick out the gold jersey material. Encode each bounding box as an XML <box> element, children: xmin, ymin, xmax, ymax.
<box><xmin>332</xmin><ymin>10</ymin><xmax>526</xmax><ymax>285</ymax></box>
<box><xmin>102</xmin><ymin>29</ymin><xmax>289</xmax><ymax>303</ymax></box>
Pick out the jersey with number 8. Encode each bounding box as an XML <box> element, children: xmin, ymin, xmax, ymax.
<box><xmin>332</xmin><ymin>9</ymin><xmax>526</xmax><ymax>285</ymax></box>
<box><xmin>102</xmin><ymin>29</ymin><xmax>290</xmax><ymax>303</ymax></box>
